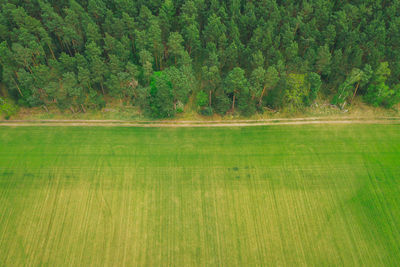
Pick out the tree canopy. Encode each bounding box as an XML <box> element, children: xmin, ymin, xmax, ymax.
<box><xmin>1</xmin><ymin>0</ymin><xmax>400</xmax><ymax>117</ymax></box>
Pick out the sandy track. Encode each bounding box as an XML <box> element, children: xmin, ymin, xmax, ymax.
<box><xmin>0</xmin><ymin>117</ymin><xmax>399</xmax><ymax>127</ymax></box>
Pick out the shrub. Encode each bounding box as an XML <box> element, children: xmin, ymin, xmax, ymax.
<box><xmin>364</xmin><ymin>83</ymin><xmax>400</xmax><ymax>108</ymax></box>
<box><xmin>196</xmin><ymin>91</ymin><xmax>208</xmax><ymax>107</ymax></box>
<box><xmin>238</xmin><ymin>93</ymin><xmax>256</xmax><ymax>116</ymax></box>
<box><xmin>213</xmin><ymin>94</ymin><xmax>231</xmax><ymax>115</ymax></box>
<box><xmin>199</xmin><ymin>106</ymin><xmax>213</xmax><ymax>116</ymax></box>
<box><xmin>176</xmin><ymin>101</ymin><xmax>184</xmax><ymax>113</ymax></box>
<box><xmin>148</xmin><ymin>71</ymin><xmax>175</xmax><ymax>118</ymax></box>
<box><xmin>284</xmin><ymin>73</ymin><xmax>307</xmax><ymax>111</ymax></box>
<box><xmin>363</xmin><ymin>62</ymin><xmax>400</xmax><ymax>108</ymax></box>
<box><xmin>0</xmin><ymin>98</ymin><xmax>18</xmax><ymax>119</ymax></box>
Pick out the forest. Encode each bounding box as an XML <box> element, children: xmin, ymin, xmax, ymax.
<box><xmin>1</xmin><ymin>0</ymin><xmax>400</xmax><ymax>118</ymax></box>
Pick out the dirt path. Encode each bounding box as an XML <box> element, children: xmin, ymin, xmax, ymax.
<box><xmin>0</xmin><ymin>117</ymin><xmax>399</xmax><ymax>127</ymax></box>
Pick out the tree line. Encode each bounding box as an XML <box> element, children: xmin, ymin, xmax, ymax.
<box><xmin>1</xmin><ymin>0</ymin><xmax>400</xmax><ymax>118</ymax></box>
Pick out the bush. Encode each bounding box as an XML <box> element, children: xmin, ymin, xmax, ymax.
<box><xmin>148</xmin><ymin>72</ymin><xmax>175</xmax><ymax>118</ymax></box>
<box><xmin>238</xmin><ymin>93</ymin><xmax>256</xmax><ymax>117</ymax></box>
<box><xmin>213</xmin><ymin>94</ymin><xmax>231</xmax><ymax>115</ymax></box>
<box><xmin>364</xmin><ymin>83</ymin><xmax>400</xmax><ymax>108</ymax></box>
<box><xmin>362</xmin><ymin>62</ymin><xmax>399</xmax><ymax>108</ymax></box>
<box><xmin>284</xmin><ymin>73</ymin><xmax>307</xmax><ymax>111</ymax></box>
<box><xmin>0</xmin><ymin>98</ymin><xmax>18</xmax><ymax>119</ymax></box>
<box><xmin>196</xmin><ymin>91</ymin><xmax>208</xmax><ymax>107</ymax></box>
<box><xmin>199</xmin><ymin>106</ymin><xmax>213</xmax><ymax>116</ymax></box>
<box><xmin>265</xmin><ymin>78</ymin><xmax>286</xmax><ymax>109</ymax></box>
<box><xmin>176</xmin><ymin>101</ymin><xmax>184</xmax><ymax>113</ymax></box>
<box><xmin>304</xmin><ymin>72</ymin><xmax>322</xmax><ymax>106</ymax></box>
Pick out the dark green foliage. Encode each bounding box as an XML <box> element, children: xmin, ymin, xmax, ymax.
<box><xmin>214</xmin><ymin>94</ymin><xmax>231</xmax><ymax>115</ymax></box>
<box><xmin>364</xmin><ymin>62</ymin><xmax>400</xmax><ymax>108</ymax></box>
<box><xmin>164</xmin><ymin>66</ymin><xmax>194</xmax><ymax>104</ymax></box>
<box><xmin>197</xmin><ymin>90</ymin><xmax>213</xmax><ymax>116</ymax></box>
<box><xmin>364</xmin><ymin>83</ymin><xmax>400</xmax><ymax>108</ymax></box>
<box><xmin>224</xmin><ymin>67</ymin><xmax>248</xmax><ymax>112</ymax></box>
<box><xmin>0</xmin><ymin>0</ymin><xmax>399</xmax><ymax>116</ymax></box>
<box><xmin>304</xmin><ymin>73</ymin><xmax>322</xmax><ymax>106</ymax></box>
<box><xmin>196</xmin><ymin>91</ymin><xmax>208</xmax><ymax>107</ymax></box>
<box><xmin>237</xmin><ymin>92</ymin><xmax>256</xmax><ymax>117</ymax></box>
<box><xmin>148</xmin><ymin>71</ymin><xmax>174</xmax><ymax>118</ymax></box>
<box><xmin>199</xmin><ymin>106</ymin><xmax>213</xmax><ymax>116</ymax></box>
<box><xmin>265</xmin><ymin>76</ymin><xmax>287</xmax><ymax>110</ymax></box>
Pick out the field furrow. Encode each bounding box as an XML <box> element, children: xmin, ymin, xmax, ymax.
<box><xmin>0</xmin><ymin>125</ymin><xmax>399</xmax><ymax>266</ymax></box>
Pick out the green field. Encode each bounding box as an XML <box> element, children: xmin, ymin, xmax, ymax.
<box><xmin>0</xmin><ymin>125</ymin><xmax>400</xmax><ymax>266</ymax></box>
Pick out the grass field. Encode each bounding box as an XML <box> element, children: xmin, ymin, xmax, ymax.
<box><xmin>0</xmin><ymin>125</ymin><xmax>400</xmax><ymax>266</ymax></box>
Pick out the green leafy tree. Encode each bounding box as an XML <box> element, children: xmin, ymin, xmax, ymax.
<box><xmin>167</xmin><ymin>32</ymin><xmax>184</xmax><ymax>65</ymax></box>
<box><xmin>202</xmin><ymin>65</ymin><xmax>220</xmax><ymax>107</ymax></box>
<box><xmin>159</xmin><ymin>0</ymin><xmax>175</xmax><ymax>43</ymax></box>
<box><xmin>0</xmin><ymin>97</ymin><xmax>18</xmax><ymax>119</ymax></box>
<box><xmin>85</xmin><ymin>42</ymin><xmax>107</xmax><ymax>94</ymax></box>
<box><xmin>251</xmin><ymin>50</ymin><xmax>265</xmax><ymax>69</ymax></box>
<box><xmin>165</xmin><ymin>66</ymin><xmax>193</xmax><ymax>106</ymax></box>
<box><xmin>284</xmin><ymin>73</ymin><xmax>308</xmax><ymax>111</ymax></box>
<box><xmin>180</xmin><ymin>1</ymin><xmax>200</xmax><ymax>56</ymax></box>
<box><xmin>224</xmin><ymin>67</ymin><xmax>248</xmax><ymax>112</ymax></box>
<box><xmin>213</xmin><ymin>94</ymin><xmax>231</xmax><ymax>115</ymax></box>
<box><xmin>315</xmin><ymin>45</ymin><xmax>331</xmax><ymax>76</ymax></box>
<box><xmin>261</xmin><ymin>67</ymin><xmax>279</xmax><ymax>106</ymax></box>
<box><xmin>332</xmin><ymin>68</ymin><xmax>365</xmax><ymax>108</ymax></box>
<box><xmin>203</xmin><ymin>13</ymin><xmax>226</xmax><ymax>49</ymax></box>
<box><xmin>196</xmin><ymin>90</ymin><xmax>208</xmax><ymax>107</ymax></box>
<box><xmin>148</xmin><ymin>18</ymin><xmax>163</xmax><ymax>70</ymax></box>
<box><xmin>304</xmin><ymin>72</ymin><xmax>322</xmax><ymax>105</ymax></box>
<box><xmin>62</xmin><ymin>72</ymin><xmax>84</xmax><ymax>111</ymax></box>
<box><xmin>88</xmin><ymin>0</ymin><xmax>107</xmax><ymax>21</ymax></box>
<box><xmin>250</xmin><ymin>67</ymin><xmax>266</xmax><ymax>100</ymax></box>
<box><xmin>251</xmin><ymin>66</ymin><xmax>279</xmax><ymax>107</ymax></box>
<box><xmin>2</xmin><ymin>0</ymin><xmax>400</xmax><ymax>116</ymax></box>
<box><xmin>139</xmin><ymin>49</ymin><xmax>154</xmax><ymax>85</ymax></box>
<box><xmin>86</xmin><ymin>22</ymin><xmax>102</xmax><ymax>44</ymax></box>
<box><xmin>148</xmin><ymin>71</ymin><xmax>175</xmax><ymax>118</ymax></box>
<box><xmin>364</xmin><ymin>62</ymin><xmax>400</xmax><ymax>108</ymax></box>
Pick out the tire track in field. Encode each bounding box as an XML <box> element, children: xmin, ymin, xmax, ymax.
<box><xmin>0</xmin><ymin>117</ymin><xmax>399</xmax><ymax>127</ymax></box>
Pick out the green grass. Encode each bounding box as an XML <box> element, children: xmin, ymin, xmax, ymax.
<box><xmin>0</xmin><ymin>125</ymin><xmax>400</xmax><ymax>266</ymax></box>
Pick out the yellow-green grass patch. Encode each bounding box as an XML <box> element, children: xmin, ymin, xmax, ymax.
<box><xmin>0</xmin><ymin>125</ymin><xmax>399</xmax><ymax>266</ymax></box>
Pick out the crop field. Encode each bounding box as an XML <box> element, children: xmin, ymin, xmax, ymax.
<box><xmin>0</xmin><ymin>124</ymin><xmax>400</xmax><ymax>266</ymax></box>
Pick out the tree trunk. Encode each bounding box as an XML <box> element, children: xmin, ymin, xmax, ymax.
<box><xmin>350</xmin><ymin>82</ymin><xmax>360</xmax><ymax>103</ymax></box>
<box><xmin>232</xmin><ymin>94</ymin><xmax>236</xmax><ymax>112</ymax></box>
<box><xmin>48</xmin><ymin>44</ymin><xmax>56</xmax><ymax>60</ymax></box>
<box><xmin>12</xmin><ymin>72</ymin><xmax>23</xmax><ymax>97</ymax></box>
<box><xmin>209</xmin><ymin>90</ymin><xmax>212</xmax><ymax>107</ymax></box>
<box><xmin>31</xmin><ymin>54</ymin><xmax>38</xmax><ymax>66</ymax></box>
<box><xmin>258</xmin><ymin>85</ymin><xmax>267</xmax><ymax>107</ymax></box>
<box><xmin>65</xmin><ymin>43</ymin><xmax>73</xmax><ymax>56</ymax></box>
<box><xmin>100</xmin><ymin>82</ymin><xmax>105</xmax><ymax>95</ymax></box>
<box><xmin>56</xmin><ymin>35</ymin><xmax>63</xmax><ymax>48</ymax></box>
<box><xmin>159</xmin><ymin>55</ymin><xmax>163</xmax><ymax>70</ymax></box>
<box><xmin>25</xmin><ymin>62</ymin><xmax>33</xmax><ymax>74</ymax></box>
<box><xmin>14</xmin><ymin>80</ymin><xmax>23</xmax><ymax>97</ymax></box>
